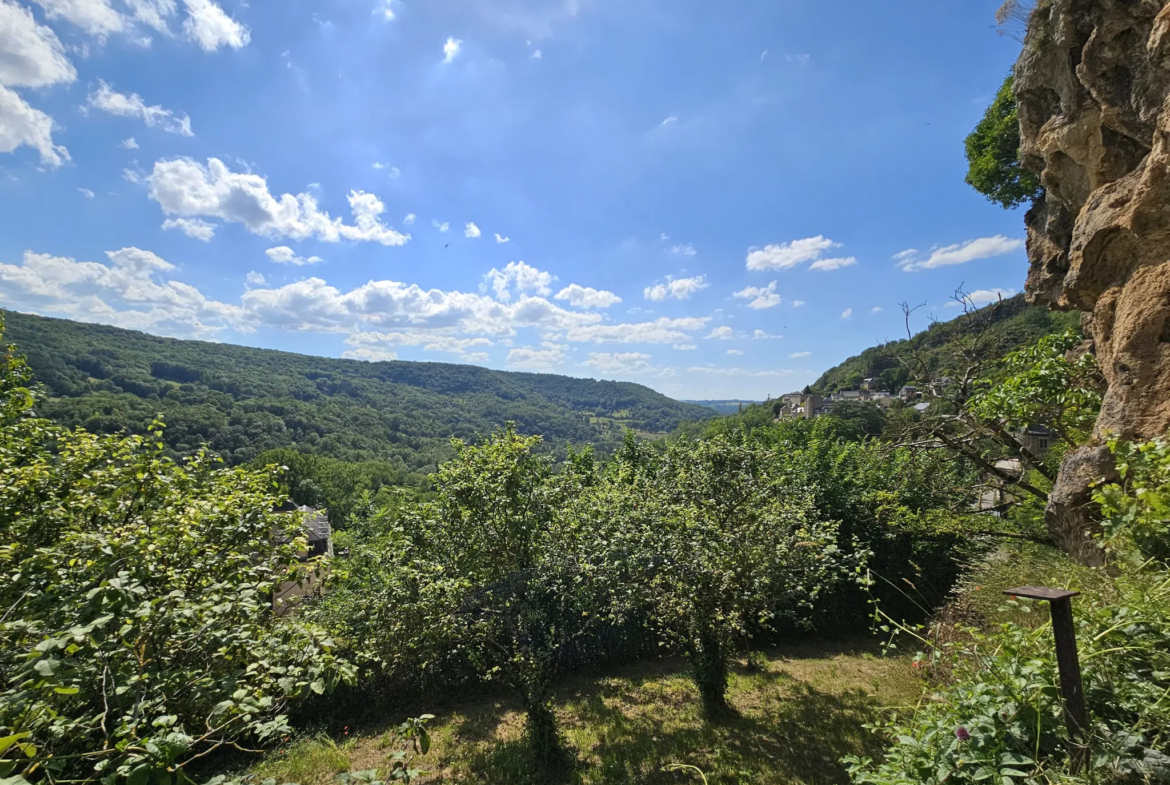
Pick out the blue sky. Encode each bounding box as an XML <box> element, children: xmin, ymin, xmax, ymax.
<box><xmin>0</xmin><ymin>0</ymin><xmax>1030</xmax><ymax>400</ymax></box>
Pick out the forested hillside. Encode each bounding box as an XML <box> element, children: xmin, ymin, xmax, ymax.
<box><xmin>811</xmin><ymin>293</ymin><xmax>1079</xmax><ymax>394</ymax></box>
<box><xmin>1</xmin><ymin>310</ymin><xmax>712</xmax><ymax>479</ymax></box>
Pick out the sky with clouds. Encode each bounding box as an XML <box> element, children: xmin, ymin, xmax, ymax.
<box><xmin>0</xmin><ymin>0</ymin><xmax>1031</xmax><ymax>400</ymax></box>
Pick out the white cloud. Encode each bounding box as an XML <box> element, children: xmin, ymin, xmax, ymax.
<box><xmin>120</xmin><ymin>136</ymin><xmax>139</xmax><ymax>149</ymax></box>
<box><xmin>78</xmin><ymin>187</ymin><xmax>94</xmax><ymax>198</ymax></box>
<box><xmin>403</xmin><ymin>213</ymin><xmax>416</xmax><ymax>225</ymax></box>
<box><xmin>659</xmin><ymin>232</ymin><xmax>669</xmax><ymax>241</ymax></box>
<box><xmin>871</xmin><ymin>306</ymin><xmax>883</xmax><ymax>314</ymax></box>
<box><xmin>669</xmin><ymin>243</ymin><xmax>696</xmax><ymax>257</ymax></box>
<box><xmin>442</xmin><ymin>36</ymin><xmax>461</xmax><ymax>63</ymax></box>
<box><xmin>808</xmin><ymin>256</ymin><xmax>857</xmax><ymax>271</ymax></box>
<box><xmin>375</xmin><ymin>0</ymin><xmax>394</xmax><ymax>22</ymax></box>
<box><xmin>673</xmin><ymin>343</ymin><xmax>696</xmax><ymax>350</ymax></box>
<box><xmin>345</xmin><ymin>330</ymin><xmax>492</xmax><ymax>361</ymax></box>
<box><xmin>342</xmin><ymin>347</ymin><xmax>397</xmax><ymax>362</ymax></box>
<box><xmin>145</xmin><ymin>157</ymin><xmax>411</xmax><ymax>246</ymax></box>
<box><xmin>896</xmin><ymin>235</ymin><xmax>1024</xmax><ymax>272</ymax></box>
<box><xmin>841</xmin><ymin>308</ymin><xmax>852</xmax><ymax>319</ymax></box>
<box><xmin>125</xmin><ymin>0</ymin><xmax>178</xmax><ymax>35</ymax></box>
<box><xmin>760</xmin><ymin>48</ymin><xmax>768</xmax><ymax>60</ymax></box>
<box><xmin>727</xmin><ymin>349</ymin><xmax>743</xmax><ymax>356</ymax></box>
<box><xmin>507</xmin><ymin>341</ymin><xmax>566</xmax><ymax>370</ymax></box>
<box><xmin>464</xmin><ymin>221</ymin><xmax>481</xmax><ymax>239</ymax></box>
<box><xmin>162</xmin><ymin>217</ymin><xmax>216</xmax><ymax>241</ymax></box>
<box><xmin>483</xmin><ymin>261</ymin><xmax>555</xmax><ymax>302</ymax></box>
<box><xmin>554</xmin><ymin>284</ymin><xmax>621</xmax><ymax>309</ymax></box>
<box><xmin>182</xmin><ymin>0</ymin><xmax>249</xmax><ymax>51</ymax></box>
<box><xmin>566</xmin><ymin>316</ymin><xmax>708</xmax><ymax>345</ymax></box>
<box><xmin>494</xmin><ymin>232</ymin><xmax>510</xmax><ymax>244</ymax></box>
<box><xmin>643</xmin><ymin>275</ymin><xmax>708</xmax><ymax>302</ymax></box>
<box><xmin>432</xmin><ymin>220</ymin><xmax>449</xmax><ymax>232</ymax></box>
<box><xmin>531</xmin><ymin>49</ymin><xmax>542</xmax><ymax>59</ymax></box>
<box><xmin>265</xmin><ymin>245</ymin><xmax>324</xmax><ymax>266</ymax></box>
<box><xmin>0</xmin><ymin>85</ymin><xmax>70</xmax><ymax>167</ymax></box>
<box><xmin>581</xmin><ymin>351</ymin><xmax>657</xmax><ymax>376</ymax></box>
<box><xmin>705</xmin><ymin>325</ymin><xmax>734</xmax><ymax>340</ymax></box>
<box><xmin>0</xmin><ymin>1</ymin><xmax>76</xmax><ymax>88</ymax></box>
<box><xmin>30</xmin><ymin>0</ymin><xmax>125</xmax><ymax>39</ymax></box>
<box><xmin>661</xmin><ymin>115</ymin><xmax>677</xmax><ymax>127</ymax></box>
<box><xmin>88</xmin><ymin>80</ymin><xmax>193</xmax><ymax>136</ymax></box>
<box><xmin>789</xmin><ymin>351</ymin><xmax>811</xmax><ymax>358</ymax></box>
<box><xmin>753</xmin><ymin>329</ymin><xmax>782</xmax><ymax>339</ymax></box>
<box><xmin>733</xmin><ymin>280</ymin><xmax>781</xmax><ymax>309</ymax></box>
<box><xmin>945</xmin><ymin>287</ymin><xmax>1017</xmax><ymax>307</ymax></box>
<box><xmin>791</xmin><ymin>300</ymin><xmax>805</xmax><ymax>308</ymax></box>
<box><xmin>746</xmin><ymin>236</ymin><xmax>839</xmax><ymax>271</ymax></box>
<box><xmin>246</xmin><ymin>270</ymin><xmax>265</xmax><ymax>285</ymax></box>
<box><xmin>0</xmin><ymin>247</ymin><xmax>246</xmax><ymax>338</ymax></box>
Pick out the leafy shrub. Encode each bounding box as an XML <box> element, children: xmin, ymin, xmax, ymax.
<box><xmin>965</xmin><ymin>73</ymin><xmax>1042</xmax><ymax>209</ymax></box>
<box><xmin>0</xmin><ymin>324</ymin><xmax>354</xmax><ymax>784</ymax></box>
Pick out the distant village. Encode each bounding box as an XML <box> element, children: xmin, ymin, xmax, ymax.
<box><xmin>772</xmin><ymin>378</ymin><xmax>930</xmax><ymax>421</ymax></box>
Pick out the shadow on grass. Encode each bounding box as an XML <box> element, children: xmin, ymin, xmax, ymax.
<box><xmin>456</xmin><ymin>667</ymin><xmax>893</xmax><ymax>784</ymax></box>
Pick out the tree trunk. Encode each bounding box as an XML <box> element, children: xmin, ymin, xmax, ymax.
<box><xmin>690</xmin><ymin>629</ymin><xmax>732</xmax><ymax>719</ymax></box>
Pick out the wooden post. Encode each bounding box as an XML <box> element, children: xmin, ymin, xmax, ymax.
<box><xmin>1004</xmin><ymin>586</ymin><xmax>1089</xmax><ymax>773</ymax></box>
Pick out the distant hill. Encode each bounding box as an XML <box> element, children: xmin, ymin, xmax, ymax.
<box><xmin>1</xmin><ymin>311</ymin><xmax>713</xmax><ymax>478</ymax></box>
<box><xmin>811</xmin><ymin>294</ymin><xmax>1080</xmax><ymax>395</ymax></box>
<box><xmin>682</xmin><ymin>400</ymin><xmax>760</xmax><ymax>415</ymax></box>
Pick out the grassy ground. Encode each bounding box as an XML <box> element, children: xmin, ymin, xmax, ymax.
<box><xmin>251</xmin><ymin>640</ymin><xmax>921</xmax><ymax>785</ymax></box>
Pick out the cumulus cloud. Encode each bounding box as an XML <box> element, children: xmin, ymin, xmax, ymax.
<box><xmin>841</xmin><ymin>308</ymin><xmax>852</xmax><ymax>319</ymax></box>
<box><xmin>895</xmin><ymin>235</ymin><xmax>1024</xmax><ymax>272</ymax></box>
<box><xmin>432</xmin><ymin>220</ymin><xmax>449</xmax><ymax>232</ymax></box>
<box><xmin>78</xmin><ymin>187</ymin><xmax>94</xmax><ymax>197</ymax></box>
<box><xmin>733</xmin><ymin>280</ymin><xmax>781</xmax><ymax>309</ymax></box>
<box><xmin>145</xmin><ymin>157</ymin><xmax>411</xmax><ymax>246</ymax></box>
<box><xmin>946</xmin><ymin>287</ymin><xmax>1016</xmax><ymax>307</ymax></box>
<box><xmin>581</xmin><ymin>351</ymin><xmax>659</xmax><ymax>376</ymax></box>
<box><xmin>442</xmin><ymin>36</ymin><xmax>461</xmax><ymax>63</ymax></box>
<box><xmin>265</xmin><ymin>245</ymin><xmax>324</xmax><ymax>266</ymax></box>
<box><xmin>531</xmin><ymin>49</ymin><xmax>542</xmax><ymax>59</ymax></box>
<box><xmin>87</xmin><ymin>80</ymin><xmax>193</xmax><ymax>135</ymax></box>
<box><xmin>669</xmin><ymin>243</ymin><xmax>696</xmax><ymax>257</ymax></box>
<box><xmin>789</xmin><ymin>351</ymin><xmax>811</xmax><ymax>358</ymax></box>
<box><xmin>30</xmin><ymin>0</ymin><xmax>125</xmax><ymax>38</ymax></box>
<box><xmin>342</xmin><ymin>347</ymin><xmax>397</xmax><ymax>362</ymax></box>
<box><xmin>507</xmin><ymin>341</ymin><xmax>566</xmax><ymax>370</ymax></box>
<box><xmin>162</xmin><ymin>217</ymin><xmax>216</xmax><ymax>241</ymax></box>
<box><xmin>871</xmin><ymin>306</ymin><xmax>883</xmax><ymax>313</ymax></box>
<box><xmin>0</xmin><ymin>247</ymin><xmax>246</xmax><ymax>337</ymax></box>
<box><xmin>643</xmin><ymin>275</ymin><xmax>708</xmax><ymax>302</ymax></box>
<box><xmin>182</xmin><ymin>0</ymin><xmax>249</xmax><ymax>51</ymax></box>
<box><xmin>554</xmin><ymin>284</ymin><xmax>621</xmax><ymax>309</ymax></box>
<box><xmin>687</xmin><ymin>366</ymin><xmax>789</xmax><ymax>378</ymax></box>
<box><xmin>375</xmin><ymin>0</ymin><xmax>395</xmax><ymax>21</ymax></box>
<box><xmin>0</xmin><ymin>85</ymin><xmax>70</xmax><ymax>167</ymax></box>
<box><xmin>726</xmin><ymin>349</ymin><xmax>743</xmax><ymax>356</ymax></box>
<box><xmin>808</xmin><ymin>255</ymin><xmax>857</xmax><ymax>271</ymax></box>
<box><xmin>484</xmin><ymin>261</ymin><xmax>555</xmax><ymax>302</ymax></box>
<box><xmin>495</xmin><ymin>232</ymin><xmax>510</xmax><ymax>244</ymax></box>
<box><xmin>464</xmin><ymin>221</ymin><xmax>481</xmax><ymax>238</ymax></box>
<box><xmin>403</xmin><ymin>213</ymin><xmax>416</xmax><ymax>225</ymax></box>
<box><xmin>120</xmin><ymin>136</ymin><xmax>139</xmax><ymax>149</ymax></box>
<box><xmin>746</xmin><ymin>236</ymin><xmax>839</xmax><ymax>271</ymax></box>
<box><xmin>753</xmin><ymin>329</ymin><xmax>782</xmax><ymax>339</ymax></box>
<box><xmin>791</xmin><ymin>300</ymin><xmax>805</xmax><ymax>308</ymax></box>
<box><xmin>566</xmin><ymin>316</ymin><xmax>708</xmax><ymax>345</ymax></box>
<box><xmin>345</xmin><ymin>330</ymin><xmax>492</xmax><ymax>362</ymax></box>
<box><xmin>246</xmin><ymin>270</ymin><xmax>265</xmax><ymax>285</ymax></box>
<box><xmin>705</xmin><ymin>325</ymin><xmax>734</xmax><ymax>340</ymax></box>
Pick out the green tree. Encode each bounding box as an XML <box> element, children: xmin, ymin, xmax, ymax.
<box><xmin>644</xmin><ymin>433</ymin><xmax>852</xmax><ymax>717</ymax></box>
<box><xmin>964</xmin><ymin>73</ymin><xmax>1042</xmax><ymax>209</ymax></box>
<box><xmin>0</xmin><ymin>322</ymin><xmax>353</xmax><ymax>784</ymax></box>
<box><xmin>410</xmin><ymin>426</ymin><xmax>632</xmax><ymax>767</ymax></box>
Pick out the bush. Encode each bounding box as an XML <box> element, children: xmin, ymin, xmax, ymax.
<box><xmin>965</xmin><ymin>73</ymin><xmax>1043</xmax><ymax>209</ymax></box>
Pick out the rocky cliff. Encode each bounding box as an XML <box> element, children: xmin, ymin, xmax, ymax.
<box><xmin>1015</xmin><ymin>0</ymin><xmax>1170</xmax><ymax>561</ymax></box>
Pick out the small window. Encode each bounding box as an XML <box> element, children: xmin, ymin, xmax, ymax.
<box><xmin>1038</xmin><ymin>438</ymin><xmax>1049</xmax><ymax>450</ymax></box>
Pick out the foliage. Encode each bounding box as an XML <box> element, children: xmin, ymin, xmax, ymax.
<box><xmin>0</xmin><ymin>322</ymin><xmax>353</xmax><ymax>784</ymax></box>
<box><xmin>1</xmin><ymin>309</ymin><xmax>712</xmax><ymax>479</ymax></box>
<box><xmin>964</xmin><ymin>74</ymin><xmax>1043</xmax><ymax>209</ymax></box>
<box><xmin>846</xmin><ymin>437</ymin><xmax>1170</xmax><ymax>785</ymax></box>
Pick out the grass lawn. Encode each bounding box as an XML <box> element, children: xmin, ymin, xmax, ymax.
<box><xmin>250</xmin><ymin>639</ymin><xmax>921</xmax><ymax>785</ymax></box>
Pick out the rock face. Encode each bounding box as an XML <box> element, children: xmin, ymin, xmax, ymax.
<box><xmin>1015</xmin><ymin>0</ymin><xmax>1170</xmax><ymax>559</ymax></box>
